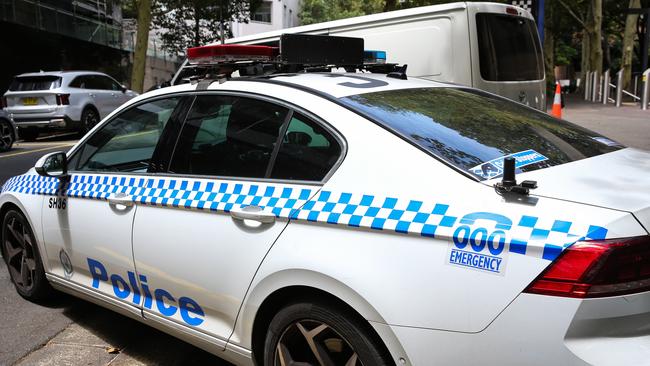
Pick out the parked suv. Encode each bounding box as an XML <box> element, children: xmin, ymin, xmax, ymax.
<box><xmin>3</xmin><ymin>71</ymin><xmax>137</xmax><ymax>140</ymax></box>
<box><xmin>0</xmin><ymin>109</ymin><xmax>17</xmax><ymax>152</ymax></box>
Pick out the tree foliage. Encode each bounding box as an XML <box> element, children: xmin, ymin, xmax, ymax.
<box><xmin>299</xmin><ymin>0</ymin><xmax>384</xmax><ymax>25</ymax></box>
<box><xmin>153</xmin><ymin>0</ymin><xmax>260</xmax><ymax>55</ymax></box>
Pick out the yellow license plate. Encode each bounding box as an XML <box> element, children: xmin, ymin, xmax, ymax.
<box><xmin>22</xmin><ymin>97</ymin><xmax>38</xmax><ymax>106</ymax></box>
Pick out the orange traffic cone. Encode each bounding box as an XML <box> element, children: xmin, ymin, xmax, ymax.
<box><xmin>550</xmin><ymin>82</ymin><xmax>562</xmax><ymax>118</ymax></box>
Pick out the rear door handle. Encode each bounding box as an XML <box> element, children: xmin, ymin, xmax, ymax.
<box><xmin>230</xmin><ymin>206</ymin><xmax>275</xmax><ymax>224</ymax></box>
<box><xmin>107</xmin><ymin>192</ymin><xmax>134</xmax><ymax>207</ymax></box>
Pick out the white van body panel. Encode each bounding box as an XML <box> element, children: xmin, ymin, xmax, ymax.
<box><xmin>172</xmin><ymin>2</ymin><xmax>545</xmax><ymax>109</ymax></box>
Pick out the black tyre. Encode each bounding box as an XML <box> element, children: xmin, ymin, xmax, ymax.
<box><xmin>19</xmin><ymin>128</ymin><xmax>39</xmax><ymax>142</ymax></box>
<box><xmin>2</xmin><ymin>209</ymin><xmax>53</xmax><ymax>301</ymax></box>
<box><xmin>0</xmin><ymin>119</ymin><xmax>14</xmax><ymax>152</ymax></box>
<box><xmin>79</xmin><ymin>107</ymin><xmax>99</xmax><ymax>136</ymax></box>
<box><xmin>264</xmin><ymin>301</ymin><xmax>393</xmax><ymax>366</ymax></box>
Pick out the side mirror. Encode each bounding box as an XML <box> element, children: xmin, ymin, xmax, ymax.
<box><xmin>121</xmin><ymin>85</ymin><xmax>127</xmax><ymax>93</ymax></box>
<box><xmin>35</xmin><ymin>151</ymin><xmax>69</xmax><ymax>180</ymax></box>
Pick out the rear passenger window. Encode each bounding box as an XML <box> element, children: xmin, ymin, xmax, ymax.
<box><xmin>169</xmin><ymin>95</ymin><xmax>289</xmax><ymax>178</ymax></box>
<box><xmin>270</xmin><ymin>113</ymin><xmax>341</xmax><ymax>181</ymax></box>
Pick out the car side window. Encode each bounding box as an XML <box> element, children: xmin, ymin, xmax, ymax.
<box><xmin>169</xmin><ymin>95</ymin><xmax>289</xmax><ymax>178</ymax></box>
<box><xmin>73</xmin><ymin>97</ymin><xmax>182</xmax><ymax>172</ymax></box>
<box><xmin>270</xmin><ymin>113</ymin><xmax>341</xmax><ymax>181</ymax></box>
<box><xmin>69</xmin><ymin>76</ymin><xmax>87</xmax><ymax>89</ymax></box>
<box><xmin>104</xmin><ymin>76</ymin><xmax>122</xmax><ymax>91</ymax></box>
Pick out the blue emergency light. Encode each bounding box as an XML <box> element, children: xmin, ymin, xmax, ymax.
<box><xmin>364</xmin><ymin>50</ymin><xmax>387</xmax><ymax>64</ymax></box>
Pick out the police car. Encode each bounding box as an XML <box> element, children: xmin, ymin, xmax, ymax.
<box><xmin>1</xmin><ymin>35</ymin><xmax>650</xmax><ymax>366</ymax></box>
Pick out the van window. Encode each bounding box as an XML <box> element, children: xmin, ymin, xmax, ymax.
<box><xmin>476</xmin><ymin>14</ymin><xmax>543</xmax><ymax>81</ymax></box>
<box><xmin>340</xmin><ymin>87</ymin><xmax>622</xmax><ymax>180</ymax></box>
<box><xmin>9</xmin><ymin>76</ymin><xmax>61</xmax><ymax>91</ymax></box>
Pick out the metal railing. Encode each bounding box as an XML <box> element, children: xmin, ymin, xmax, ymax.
<box><xmin>585</xmin><ymin>68</ymin><xmax>649</xmax><ymax>110</ymax></box>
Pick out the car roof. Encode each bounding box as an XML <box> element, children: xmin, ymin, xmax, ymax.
<box><xmin>262</xmin><ymin>72</ymin><xmax>449</xmax><ymax>98</ymax></box>
<box><xmin>14</xmin><ymin>71</ymin><xmax>109</xmax><ymax>78</ymax></box>
<box><xmin>159</xmin><ymin>72</ymin><xmax>451</xmax><ymax>100</ymax></box>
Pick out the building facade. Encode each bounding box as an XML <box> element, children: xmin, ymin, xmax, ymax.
<box><xmin>230</xmin><ymin>0</ymin><xmax>300</xmax><ymax>38</ymax></box>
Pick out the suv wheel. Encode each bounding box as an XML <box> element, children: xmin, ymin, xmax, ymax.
<box><xmin>264</xmin><ymin>301</ymin><xmax>393</xmax><ymax>366</ymax></box>
<box><xmin>0</xmin><ymin>119</ymin><xmax>14</xmax><ymax>152</ymax></box>
<box><xmin>2</xmin><ymin>209</ymin><xmax>53</xmax><ymax>301</ymax></box>
<box><xmin>79</xmin><ymin>108</ymin><xmax>99</xmax><ymax>136</ymax></box>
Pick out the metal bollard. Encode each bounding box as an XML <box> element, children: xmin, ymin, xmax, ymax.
<box><xmin>642</xmin><ymin>68</ymin><xmax>650</xmax><ymax>111</ymax></box>
<box><xmin>584</xmin><ymin>71</ymin><xmax>591</xmax><ymax>100</ymax></box>
<box><xmin>616</xmin><ymin>68</ymin><xmax>623</xmax><ymax>107</ymax></box>
<box><xmin>602</xmin><ymin>70</ymin><xmax>610</xmax><ymax>105</ymax></box>
<box><xmin>591</xmin><ymin>71</ymin><xmax>600</xmax><ymax>102</ymax></box>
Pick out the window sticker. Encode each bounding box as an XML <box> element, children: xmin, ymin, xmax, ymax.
<box><xmin>591</xmin><ymin>137</ymin><xmax>620</xmax><ymax>147</ymax></box>
<box><xmin>469</xmin><ymin>149</ymin><xmax>548</xmax><ymax>180</ymax></box>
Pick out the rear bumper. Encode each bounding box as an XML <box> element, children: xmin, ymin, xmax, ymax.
<box><xmin>392</xmin><ymin>291</ymin><xmax>650</xmax><ymax>366</ymax></box>
<box><xmin>13</xmin><ymin>116</ymin><xmax>73</xmax><ymax>129</ymax></box>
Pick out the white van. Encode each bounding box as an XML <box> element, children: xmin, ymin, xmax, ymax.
<box><xmin>172</xmin><ymin>2</ymin><xmax>546</xmax><ymax>110</ymax></box>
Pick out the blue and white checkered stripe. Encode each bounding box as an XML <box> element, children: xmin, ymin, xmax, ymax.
<box><xmin>2</xmin><ymin>174</ymin><xmax>608</xmax><ymax>261</ymax></box>
<box><xmin>289</xmin><ymin>190</ymin><xmax>608</xmax><ymax>261</ymax></box>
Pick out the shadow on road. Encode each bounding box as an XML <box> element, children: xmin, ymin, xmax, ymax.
<box><xmin>31</xmin><ymin>291</ymin><xmax>230</xmax><ymax>365</ymax></box>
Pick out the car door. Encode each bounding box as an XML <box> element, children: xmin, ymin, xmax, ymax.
<box><xmin>104</xmin><ymin>76</ymin><xmax>130</xmax><ymax>109</ymax></box>
<box><xmin>40</xmin><ymin>95</ymin><xmax>188</xmax><ymax>315</ymax></box>
<box><xmin>85</xmin><ymin>75</ymin><xmax>114</xmax><ymax>118</ymax></box>
<box><xmin>131</xmin><ymin>93</ymin><xmax>343</xmax><ymax>341</ymax></box>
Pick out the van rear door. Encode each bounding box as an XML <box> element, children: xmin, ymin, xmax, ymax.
<box><xmin>468</xmin><ymin>5</ymin><xmax>546</xmax><ymax>110</ymax></box>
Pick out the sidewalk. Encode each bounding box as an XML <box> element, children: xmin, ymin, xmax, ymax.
<box><xmin>560</xmin><ymin>94</ymin><xmax>650</xmax><ymax>151</ymax></box>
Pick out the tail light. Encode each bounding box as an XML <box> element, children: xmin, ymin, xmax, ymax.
<box><xmin>524</xmin><ymin>236</ymin><xmax>650</xmax><ymax>298</ymax></box>
<box><xmin>1</xmin><ymin>96</ymin><xmax>7</xmax><ymax>108</ymax></box>
<box><xmin>56</xmin><ymin>93</ymin><xmax>70</xmax><ymax>105</ymax></box>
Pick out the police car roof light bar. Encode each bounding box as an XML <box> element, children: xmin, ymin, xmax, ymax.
<box><xmin>280</xmin><ymin>34</ymin><xmax>364</xmax><ymax>66</ymax></box>
<box><xmin>186</xmin><ymin>44</ymin><xmax>279</xmax><ymax>65</ymax></box>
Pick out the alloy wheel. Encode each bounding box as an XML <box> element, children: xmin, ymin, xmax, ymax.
<box><xmin>3</xmin><ymin>215</ymin><xmax>37</xmax><ymax>293</ymax></box>
<box><xmin>84</xmin><ymin>110</ymin><xmax>98</xmax><ymax>130</ymax></box>
<box><xmin>0</xmin><ymin>121</ymin><xmax>13</xmax><ymax>150</ymax></box>
<box><xmin>275</xmin><ymin>319</ymin><xmax>362</xmax><ymax>366</ymax></box>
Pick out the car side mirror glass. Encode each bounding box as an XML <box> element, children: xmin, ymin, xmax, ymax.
<box><xmin>35</xmin><ymin>151</ymin><xmax>69</xmax><ymax>180</ymax></box>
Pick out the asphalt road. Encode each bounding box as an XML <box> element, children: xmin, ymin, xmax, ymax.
<box><xmin>0</xmin><ymin>134</ymin><xmax>228</xmax><ymax>365</ymax></box>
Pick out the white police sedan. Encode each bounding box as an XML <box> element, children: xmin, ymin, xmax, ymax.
<box><xmin>2</xmin><ymin>39</ymin><xmax>650</xmax><ymax>366</ymax></box>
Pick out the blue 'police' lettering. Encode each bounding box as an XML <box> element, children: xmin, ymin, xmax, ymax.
<box><xmin>86</xmin><ymin>258</ymin><xmax>204</xmax><ymax>327</ymax></box>
<box><xmin>154</xmin><ymin>288</ymin><xmax>177</xmax><ymax>316</ymax></box>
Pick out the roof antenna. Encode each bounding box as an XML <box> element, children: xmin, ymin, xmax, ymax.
<box><xmin>494</xmin><ymin>157</ymin><xmax>538</xmax><ymax>195</ymax></box>
<box><xmin>387</xmin><ymin>64</ymin><xmax>408</xmax><ymax>80</ymax></box>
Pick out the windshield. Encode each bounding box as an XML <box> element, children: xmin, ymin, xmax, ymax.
<box><xmin>340</xmin><ymin>88</ymin><xmax>622</xmax><ymax>180</ymax></box>
<box><xmin>9</xmin><ymin>76</ymin><xmax>62</xmax><ymax>91</ymax></box>
<box><xmin>476</xmin><ymin>13</ymin><xmax>543</xmax><ymax>81</ymax></box>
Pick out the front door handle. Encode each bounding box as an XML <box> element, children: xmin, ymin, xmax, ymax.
<box><xmin>230</xmin><ymin>206</ymin><xmax>275</xmax><ymax>224</ymax></box>
<box><xmin>107</xmin><ymin>192</ymin><xmax>134</xmax><ymax>207</ymax></box>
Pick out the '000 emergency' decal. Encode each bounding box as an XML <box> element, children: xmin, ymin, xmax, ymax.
<box><xmin>2</xmin><ymin>174</ymin><xmax>609</xmax><ymax>273</ymax></box>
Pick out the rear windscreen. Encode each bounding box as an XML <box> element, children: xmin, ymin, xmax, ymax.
<box><xmin>340</xmin><ymin>88</ymin><xmax>622</xmax><ymax>180</ymax></box>
<box><xmin>9</xmin><ymin>76</ymin><xmax>62</xmax><ymax>91</ymax></box>
<box><xmin>476</xmin><ymin>13</ymin><xmax>543</xmax><ymax>81</ymax></box>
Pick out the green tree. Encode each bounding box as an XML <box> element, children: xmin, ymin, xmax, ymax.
<box><xmin>153</xmin><ymin>0</ymin><xmax>260</xmax><ymax>55</ymax></box>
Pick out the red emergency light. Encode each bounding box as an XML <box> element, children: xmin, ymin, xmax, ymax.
<box><xmin>186</xmin><ymin>44</ymin><xmax>279</xmax><ymax>65</ymax></box>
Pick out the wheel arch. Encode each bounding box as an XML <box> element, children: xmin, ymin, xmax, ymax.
<box><xmin>0</xmin><ymin>193</ymin><xmax>49</xmax><ymax>271</ymax></box>
<box><xmin>237</xmin><ymin>269</ymin><xmax>404</xmax><ymax>366</ymax></box>
<box><xmin>0</xmin><ymin>117</ymin><xmax>17</xmax><ymax>140</ymax></box>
